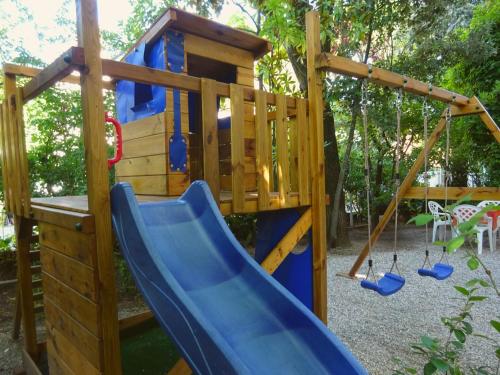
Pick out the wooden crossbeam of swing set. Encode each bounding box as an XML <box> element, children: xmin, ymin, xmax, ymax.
<box><xmin>317</xmin><ymin>53</ymin><xmax>470</xmax><ymax>106</ymax></box>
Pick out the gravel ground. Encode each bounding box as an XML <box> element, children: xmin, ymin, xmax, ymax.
<box><xmin>328</xmin><ymin>225</ymin><xmax>500</xmax><ymax>374</ymax></box>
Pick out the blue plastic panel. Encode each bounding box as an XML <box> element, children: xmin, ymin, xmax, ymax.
<box><xmin>116</xmin><ymin>38</ymin><xmax>166</xmax><ymax>124</ymax></box>
<box><xmin>255</xmin><ymin>209</ymin><xmax>313</xmax><ymax>310</ymax></box>
<box><xmin>166</xmin><ymin>30</ymin><xmax>187</xmax><ymax>172</ymax></box>
<box><xmin>111</xmin><ymin>181</ymin><xmax>368</xmax><ymax>375</ymax></box>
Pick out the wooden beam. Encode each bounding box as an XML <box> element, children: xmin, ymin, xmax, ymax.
<box><xmin>200</xmin><ymin>78</ymin><xmax>220</xmax><ymax>202</ymax></box>
<box><xmin>21</xmin><ymin>47</ymin><xmax>84</xmax><ymax>102</ymax></box>
<box><xmin>306</xmin><ymin>11</ymin><xmax>328</xmax><ymax>323</ymax></box>
<box><xmin>15</xmin><ymin>217</ymin><xmax>38</xmax><ymax>360</ymax></box>
<box><xmin>15</xmin><ymin>87</ymin><xmax>31</xmax><ymax>217</ymax></box>
<box><xmin>349</xmin><ymin>110</ymin><xmax>448</xmax><ymax>277</ymax></box>
<box><xmin>75</xmin><ymin>1</ymin><xmax>121</xmax><ymax>374</ymax></box>
<box><xmin>261</xmin><ymin>208</ymin><xmax>312</xmax><ymax>274</ymax></box>
<box><xmin>167</xmin><ymin>358</ymin><xmax>191</xmax><ymax>375</ymax></box>
<box><xmin>476</xmin><ymin>97</ymin><xmax>500</xmax><ymax>143</ymax></box>
<box><xmin>3</xmin><ymin>63</ymin><xmax>115</xmax><ymax>91</ymax></box>
<box><xmin>296</xmin><ymin>98</ymin><xmax>310</xmax><ymax>206</ymax></box>
<box><xmin>403</xmin><ymin>187</ymin><xmax>500</xmax><ymax>201</ymax></box>
<box><xmin>317</xmin><ymin>53</ymin><xmax>469</xmax><ymax>106</ymax></box>
<box><xmin>255</xmin><ymin>90</ymin><xmax>271</xmax><ymax>210</ymax></box>
<box><xmin>230</xmin><ymin>84</ymin><xmax>245</xmax><ymax>213</ymax></box>
<box><xmin>275</xmin><ymin>94</ymin><xmax>290</xmax><ymax>207</ymax></box>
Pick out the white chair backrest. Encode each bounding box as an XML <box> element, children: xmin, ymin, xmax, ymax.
<box><xmin>477</xmin><ymin>200</ymin><xmax>500</xmax><ymax>209</ymax></box>
<box><xmin>428</xmin><ymin>201</ymin><xmax>445</xmax><ymax>219</ymax></box>
<box><xmin>453</xmin><ymin>204</ymin><xmax>480</xmax><ymax>224</ymax></box>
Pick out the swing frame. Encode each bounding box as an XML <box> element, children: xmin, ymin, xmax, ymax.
<box><xmin>315</xmin><ymin>54</ymin><xmax>500</xmax><ymax>279</ymax></box>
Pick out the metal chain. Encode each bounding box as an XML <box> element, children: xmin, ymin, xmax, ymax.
<box><xmin>443</xmin><ymin>104</ymin><xmax>452</xmax><ymax>249</ymax></box>
<box><xmin>361</xmin><ymin>79</ymin><xmax>375</xmax><ymax>279</ymax></box>
<box><xmin>393</xmin><ymin>88</ymin><xmax>403</xmax><ymax>261</ymax></box>
<box><xmin>422</xmin><ymin>97</ymin><xmax>430</xmax><ymax>253</ymax></box>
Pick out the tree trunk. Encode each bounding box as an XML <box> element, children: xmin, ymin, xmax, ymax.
<box><xmin>328</xmin><ymin>110</ymin><xmax>357</xmax><ymax>248</ymax></box>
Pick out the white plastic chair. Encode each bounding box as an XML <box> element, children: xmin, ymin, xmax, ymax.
<box><xmin>477</xmin><ymin>200</ymin><xmax>500</xmax><ymax>248</ymax></box>
<box><xmin>452</xmin><ymin>204</ymin><xmax>493</xmax><ymax>255</ymax></box>
<box><xmin>428</xmin><ymin>201</ymin><xmax>452</xmax><ymax>242</ymax></box>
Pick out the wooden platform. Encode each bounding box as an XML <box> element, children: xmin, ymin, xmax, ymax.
<box><xmin>31</xmin><ymin>191</ymin><xmax>309</xmax><ymax>217</ymax></box>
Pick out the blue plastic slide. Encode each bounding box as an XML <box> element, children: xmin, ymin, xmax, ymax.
<box><xmin>111</xmin><ymin>181</ymin><xmax>367</xmax><ymax>375</ymax></box>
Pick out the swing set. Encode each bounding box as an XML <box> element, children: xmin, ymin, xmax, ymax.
<box><xmin>318</xmin><ymin>56</ymin><xmax>500</xmax><ymax>296</ymax></box>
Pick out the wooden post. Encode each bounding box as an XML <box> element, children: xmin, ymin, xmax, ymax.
<box><xmin>306</xmin><ymin>11</ymin><xmax>327</xmax><ymax>323</ymax></box>
<box><xmin>75</xmin><ymin>1</ymin><xmax>121</xmax><ymax>374</ymax></box>
<box><xmin>349</xmin><ymin>110</ymin><xmax>448</xmax><ymax>277</ymax></box>
<box><xmin>276</xmin><ymin>94</ymin><xmax>290</xmax><ymax>207</ymax></box>
<box><xmin>296</xmin><ymin>98</ymin><xmax>310</xmax><ymax>205</ymax></box>
<box><xmin>201</xmin><ymin>78</ymin><xmax>220</xmax><ymax>201</ymax></box>
<box><xmin>230</xmin><ymin>84</ymin><xmax>245</xmax><ymax>212</ymax></box>
<box><xmin>15</xmin><ymin>217</ymin><xmax>38</xmax><ymax>360</ymax></box>
<box><xmin>15</xmin><ymin>87</ymin><xmax>31</xmax><ymax>217</ymax></box>
<box><xmin>255</xmin><ymin>90</ymin><xmax>271</xmax><ymax>210</ymax></box>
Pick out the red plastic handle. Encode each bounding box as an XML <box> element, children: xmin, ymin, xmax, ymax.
<box><xmin>105</xmin><ymin>113</ymin><xmax>123</xmax><ymax>169</ymax></box>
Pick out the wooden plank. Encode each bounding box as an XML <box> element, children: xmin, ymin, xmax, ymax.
<box><xmin>296</xmin><ymin>99</ymin><xmax>310</xmax><ymax>205</ymax></box>
<box><xmin>44</xmin><ymin>297</ymin><xmax>101</xmax><ymax>370</ymax></box>
<box><xmin>317</xmin><ymin>53</ymin><xmax>469</xmax><ymax>106</ymax></box>
<box><xmin>349</xmin><ymin>111</ymin><xmax>448</xmax><ymax>277</ymax></box>
<box><xmin>15</xmin><ymin>217</ymin><xmax>38</xmax><ymax>359</ymax></box>
<box><xmin>276</xmin><ymin>94</ymin><xmax>290</xmax><ymax>207</ymax></box>
<box><xmin>255</xmin><ymin>90</ymin><xmax>271</xmax><ymax>209</ymax></box>
<box><xmin>115</xmin><ymin>154</ymin><xmax>167</xmax><ymax>177</ymax></box>
<box><xmin>403</xmin><ymin>187</ymin><xmax>500</xmax><ymax>201</ymax></box>
<box><xmin>3</xmin><ymin>63</ymin><xmax>114</xmax><ymax>90</ymax></box>
<box><xmin>46</xmin><ymin>323</ymin><xmax>100</xmax><ymax>375</ymax></box>
<box><xmin>167</xmin><ymin>358</ymin><xmax>192</xmax><ymax>375</ymax></box>
<box><xmin>219</xmin><ymin>138</ymin><xmax>255</xmax><ymax>159</ymax></box>
<box><xmin>289</xmin><ymin>118</ymin><xmax>299</xmax><ymax>191</ymax></box>
<box><xmin>15</xmin><ymin>87</ymin><xmax>31</xmax><ymax>217</ymax></box>
<box><xmin>39</xmin><ymin>222</ymin><xmax>96</xmax><ymax>266</ymax></box>
<box><xmin>122</xmin><ymin>133</ymin><xmax>166</xmax><ymax>159</ymax></box>
<box><xmin>184</xmin><ymin>33</ymin><xmax>254</xmax><ymax>69</ymax></box>
<box><xmin>201</xmin><ymin>78</ymin><xmax>220</xmax><ymax>201</ymax></box>
<box><xmin>220</xmin><ymin>173</ymin><xmax>257</xmax><ymax>192</ymax></box>
<box><xmin>117</xmin><ymin>175</ymin><xmax>167</xmax><ymax>195</ymax></box>
<box><xmin>47</xmin><ymin>348</ymin><xmax>77</xmax><ymax>375</ymax></box>
<box><xmin>120</xmin><ymin>113</ymin><xmax>167</xmax><ymax>141</ymax></box>
<box><xmin>306</xmin><ymin>11</ymin><xmax>328</xmax><ymax>322</ymax></box>
<box><xmin>21</xmin><ymin>47</ymin><xmax>84</xmax><ymax>102</ymax></box>
<box><xmin>167</xmin><ymin>174</ymin><xmax>190</xmax><ymax>196</ymax></box>
<box><xmin>42</xmin><ymin>271</ymin><xmax>100</xmax><ymax>336</ymax></box>
<box><xmin>219</xmin><ymin>157</ymin><xmax>256</xmax><ymax>175</ymax></box>
<box><xmin>4</xmin><ymin>76</ymin><xmax>21</xmax><ymax>216</ymax></box>
<box><xmin>31</xmin><ymin>205</ymin><xmax>94</xmax><ymax>233</ymax></box>
<box><xmin>0</xmin><ymin>103</ymin><xmax>10</xmax><ymax>212</ymax></box>
<box><xmin>119</xmin><ymin>310</ymin><xmax>154</xmax><ymax>332</ymax></box>
<box><xmin>230</xmin><ymin>84</ymin><xmax>246</xmax><ymax>212</ymax></box>
<box><xmin>101</xmin><ymin>59</ymin><xmax>298</xmax><ymax>108</ymax></box>
<box><xmin>75</xmin><ymin>3</ymin><xmax>121</xmax><ymax>372</ymax></box>
<box><xmin>261</xmin><ymin>208</ymin><xmax>312</xmax><ymax>274</ymax></box>
<box><xmin>40</xmin><ymin>246</ymin><xmax>98</xmax><ymax>301</ymax></box>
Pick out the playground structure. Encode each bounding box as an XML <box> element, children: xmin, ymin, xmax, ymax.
<box><xmin>0</xmin><ymin>0</ymin><xmax>498</xmax><ymax>373</ymax></box>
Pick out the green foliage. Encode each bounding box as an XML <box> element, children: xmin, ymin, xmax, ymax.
<box><xmin>398</xmin><ymin>204</ymin><xmax>500</xmax><ymax>373</ymax></box>
<box><xmin>225</xmin><ymin>214</ymin><xmax>256</xmax><ymax>248</ymax></box>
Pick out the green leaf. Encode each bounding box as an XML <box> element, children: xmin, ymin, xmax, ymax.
<box><xmin>447</xmin><ymin>237</ymin><xmax>464</xmax><ymax>252</ymax></box>
<box><xmin>453</xmin><ymin>329</ymin><xmax>466</xmax><ymax>343</ymax></box>
<box><xmin>424</xmin><ymin>362</ymin><xmax>437</xmax><ymax>375</ymax></box>
<box><xmin>469</xmin><ymin>296</ymin><xmax>487</xmax><ymax>302</ymax></box>
<box><xmin>496</xmin><ymin>348</ymin><xmax>500</xmax><ymax>360</ymax></box>
<box><xmin>462</xmin><ymin>321</ymin><xmax>473</xmax><ymax>334</ymax></box>
<box><xmin>430</xmin><ymin>357</ymin><xmax>448</xmax><ymax>371</ymax></box>
<box><xmin>421</xmin><ymin>336</ymin><xmax>437</xmax><ymax>349</ymax></box>
<box><xmin>467</xmin><ymin>257</ymin><xmax>479</xmax><ymax>270</ymax></box>
<box><xmin>491</xmin><ymin>320</ymin><xmax>500</xmax><ymax>333</ymax></box>
<box><xmin>408</xmin><ymin>213</ymin><xmax>434</xmax><ymax>226</ymax></box>
<box><xmin>405</xmin><ymin>368</ymin><xmax>417</xmax><ymax>374</ymax></box>
<box><xmin>454</xmin><ymin>286</ymin><xmax>469</xmax><ymax>296</ymax></box>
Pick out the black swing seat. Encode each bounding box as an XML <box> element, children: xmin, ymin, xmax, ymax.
<box><xmin>418</xmin><ymin>263</ymin><xmax>453</xmax><ymax>280</ymax></box>
<box><xmin>360</xmin><ymin>273</ymin><xmax>405</xmax><ymax>296</ymax></box>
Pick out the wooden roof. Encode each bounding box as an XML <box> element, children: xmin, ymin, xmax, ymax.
<box><xmin>124</xmin><ymin>7</ymin><xmax>272</xmax><ymax>60</ymax></box>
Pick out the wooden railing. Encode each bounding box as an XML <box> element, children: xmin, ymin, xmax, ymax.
<box><xmin>2</xmin><ymin>46</ymin><xmax>311</xmax><ymax>216</ymax></box>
